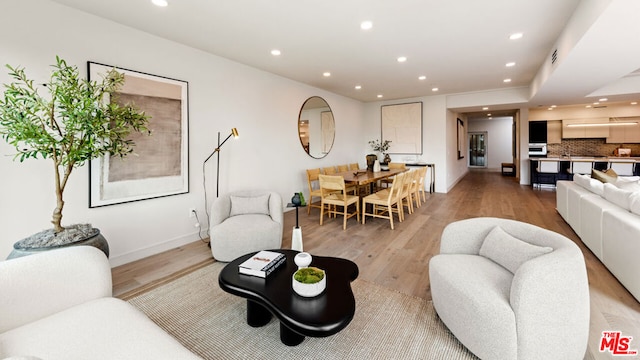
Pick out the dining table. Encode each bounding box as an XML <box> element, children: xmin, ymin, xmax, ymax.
<box><xmin>335</xmin><ymin>168</ymin><xmax>407</xmax><ymax>195</ymax></box>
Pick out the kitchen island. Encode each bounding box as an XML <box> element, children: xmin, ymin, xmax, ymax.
<box><xmin>530</xmin><ymin>156</ymin><xmax>639</xmax><ymax>187</ymax></box>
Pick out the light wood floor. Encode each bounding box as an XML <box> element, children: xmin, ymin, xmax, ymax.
<box><xmin>112</xmin><ymin>170</ymin><xmax>640</xmax><ymax>359</ymax></box>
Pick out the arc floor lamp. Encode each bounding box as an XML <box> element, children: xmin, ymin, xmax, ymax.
<box><xmin>204</xmin><ymin>127</ymin><xmax>239</xmax><ymax>198</ymax></box>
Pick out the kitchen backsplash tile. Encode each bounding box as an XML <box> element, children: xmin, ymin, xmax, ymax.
<box><xmin>547</xmin><ymin>139</ymin><xmax>640</xmax><ymax>157</ymax></box>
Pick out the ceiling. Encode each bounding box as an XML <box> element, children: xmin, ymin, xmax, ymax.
<box><xmin>48</xmin><ymin>0</ymin><xmax>640</xmax><ymax>114</ymax></box>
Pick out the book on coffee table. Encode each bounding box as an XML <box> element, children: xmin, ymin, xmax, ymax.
<box><xmin>238</xmin><ymin>250</ymin><xmax>286</xmax><ymax>278</ymax></box>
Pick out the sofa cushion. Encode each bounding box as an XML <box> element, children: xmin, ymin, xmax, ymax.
<box><xmin>479</xmin><ymin>226</ymin><xmax>553</xmax><ymax>273</ymax></box>
<box><xmin>0</xmin><ymin>297</ymin><xmax>199</xmax><ymax>360</ymax></box>
<box><xmin>615</xmin><ymin>178</ymin><xmax>640</xmax><ymax>193</ymax></box>
<box><xmin>588</xmin><ymin>178</ymin><xmax>605</xmax><ymax>196</ymax></box>
<box><xmin>629</xmin><ymin>192</ymin><xmax>640</xmax><ymax>216</ymax></box>
<box><xmin>603</xmin><ymin>183</ymin><xmax>633</xmax><ymax>211</ymax></box>
<box><xmin>229</xmin><ymin>194</ymin><xmax>270</xmax><ymax>216</ymax></box>
<box><xmin>592</xmin><ymin>168</ymin><xmax>617</xmax><ymax>184</ymax></box>
<box><xmin>573</xmin><ymin>174</ymin><xmax>591</xmax><ymax>189</ymax></box>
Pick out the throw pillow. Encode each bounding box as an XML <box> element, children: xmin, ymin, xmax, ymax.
<box><xmin>605</xmin><ymin>168</ymin><xmax>618</xmax><ymax>177</ymax></box>
<box><xmin>592</xmin><ymin>168</ymin><xmax>617</xmax><ymax>184</ymax></box>
<box><xmin>479</xmin><ymin>226</ymin><xmax>553</xmax><ymax>273</ymax></box>
<box><xmin>229</xmin><ymin>194</ymin><xmax>271</xmax><ymax>217</ymax></box>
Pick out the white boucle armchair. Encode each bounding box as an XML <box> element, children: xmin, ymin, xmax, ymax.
<box><xmin>0</xmin><ymin>246</ymin><xmax>200</xmax><ymax>360</ymax></box>
<box><xmin>209</xmin><ymin>190</ymin><xmax>283</xmax><ymax>262</ymax></box>
<box><xmin>429</xmin><ymin>217</ymin><xmax>589</xmax><ymax>360</ymax></box>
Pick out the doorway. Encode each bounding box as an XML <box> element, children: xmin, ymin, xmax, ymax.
<box><xmin>468</xmin><ymin>132</ymin><xmax>487</xmax><ymax>168</ymax></box>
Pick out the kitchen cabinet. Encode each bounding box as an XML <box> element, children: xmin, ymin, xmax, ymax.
<box><xmin>562</xmin><ymin>118</ymin><xmax>609</xmax><ymax>139</ymax></box>
<box><xmin>547</xmin><ymin>120</ymin><xmax>562</xmax><ymax>144</ymax></box>
<box><xmin>606</xmin><ymin>117</ymin><xmax>640</xmax><ymax>143</ymax></box>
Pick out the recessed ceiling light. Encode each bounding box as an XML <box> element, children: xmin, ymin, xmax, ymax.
<box><xmin>487</xmin><ymin>113</ymin><xmax>492</xmax><ymax>117</ymax></box>
<box><xmin>509</xmin><ymin>32</ymin><xmax>523</xmax><ymax>40</ymax></box>
<box><xmin>482</xmin><ymin>107</ymin><xmax>489</xmax><ymax>110</ymax></box>
<box><xmin>377</xmin><ymin>94</ymin><xmax>383</xmax><ymax>98</ymax></box>
<box><xmin>270</xmin><ymin>49</ymin><xmax>281</xmax><ymax>56</ymax></box>
<box><xmin>599</xmin><ymin>98</ymin><xmax>608</xmax><ymax>102</ymax></box>
<box><xmin>585</xmin><ymin>105</ymin><xmax>592</xmax><ymax>108</ymax></box>
<box><xmin>323</xmin><ymin>72</ymin><xmax>331</xmax><ymax>77</ymax></box>
<box><xmin>593</xmin><ymin>102</ymin><xmax>600</xmax><ymax>105</ymax></box>
<box><xmin>551</xmin><ymin>105</ymin><xmax>557</xmax><ymax>108</ymax></box>
<box><xmin>151</xmin><ymin>0</ymin><xmax>168</xmax><ymax>7</ymax></box>
<box><xmin>632</xmin><ymin>102</ymin><xmax>638</xmax><ymax>105</ymax></box>
<box><xmin>397</xmin><ymin>56</ymin><xmax>407</xmax><ymax>63</ymax></box>
<box><xmin>360</xmin><ymin>21</ymin><xmax>373</xmax><ymax>30</ymax></box>
<box><xmin>505</xmin><ymin>62</ymin><xmax>516</xmax><ymax>67</ymax></box>
<box><xmin>548</xmin><ymin>107</ymin><xmax>554</xmax><ymax>111</ymax></box>
<box><xmin>418</xmin><ymin>75</ymin><xmax>426</xmax><ymax>81</ymax></box>
<box><xmin>355</xmin><ymin>85</ymin><xmax>362</xmax><ymax>90</ymax></box>
<box><xmin>432</xmin><ymin>87</ymin><xmax>439</xmax><ymax>92</ymax></box>
<box><xmin>503</xmin><ymin>78</ymin><xmax>512</xmax><ymax>83</ymax></box>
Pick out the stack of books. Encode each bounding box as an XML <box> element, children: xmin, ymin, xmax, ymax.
<box><xmin>238</xmin><ymin>250</ymin><xmax>286</xmax><ymax>278</ymax></box>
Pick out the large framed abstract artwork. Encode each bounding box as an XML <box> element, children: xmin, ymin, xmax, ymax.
<box><xmin>88</xmin><ymin>62</ymin><xmax>189</xmax><ymax>207</ymax></box>
<box><xmin>381</xmin><ymin>102</ymin><xmax>423</xmax><ymax>154</ymax></box>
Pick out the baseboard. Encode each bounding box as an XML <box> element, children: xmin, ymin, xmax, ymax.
<box><xmin>108</xmin><ymin>231</ymin><xmax>202</xmax><ymax>268</ymax></box>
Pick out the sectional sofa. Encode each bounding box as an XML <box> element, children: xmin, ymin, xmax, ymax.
<box><xmin>556</xmin><ymin>174</ymin><xmax>640</xmax><ymax>302</ymax></box>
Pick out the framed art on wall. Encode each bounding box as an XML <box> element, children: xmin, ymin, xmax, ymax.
<box><xmin>88</xmin><ymin>62</ymin><xmax>189</xmax><ymax>207</ymax></box>
<box><xmin>381</xmin><ymin>102</ymin><xmax>423</xmax><ymax>155</ymax></box>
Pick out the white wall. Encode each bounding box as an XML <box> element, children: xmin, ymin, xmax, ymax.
<box><xmin>0</xmin><ymin>0</ymin><xmax>365</xmax><ymax>264</ymax></box>
<box><xmin>0</xmin><ymin>0</ymin><xmax>506</xmax><ymax>264</ymax></box>
<box><xmin>362</xmin><ymin>95</ymin><xmax>460</xmax><ymax>193</ymax></box>
<box><xmin>468</xmin><ymin>117</ymin><xmax>514</xmax><ymax>170</ymax></box>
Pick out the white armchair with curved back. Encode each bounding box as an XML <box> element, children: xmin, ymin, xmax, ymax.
<box><xmin>209</xmin><ymin>190</ymin><xmax>283</xmax><ymax>262</ymax></box>
<box><xmin>429</xmin><ymin>217</ymin><xmax>589</xmax><ymax>360</ymax></box>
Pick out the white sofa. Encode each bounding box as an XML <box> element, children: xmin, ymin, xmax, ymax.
<box><xmin>0</xmin><ymin>246</ymin><xmax>201</xmax><ymax>360</ymax></box>
<box><xmin>556</xmin><ymin>174</ymin><xmax>640</xmax><ymax>302</ymax></box>
<box><xmin>429</xmin><ymin>217</ymin><xmax>590</xmax><ymax>360</ymax></box>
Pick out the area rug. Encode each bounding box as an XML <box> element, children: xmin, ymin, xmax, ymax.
<box><xmin>128</xmin><ymin>262</ymin><xmax>477</xmax><ymax>360</ymax></box>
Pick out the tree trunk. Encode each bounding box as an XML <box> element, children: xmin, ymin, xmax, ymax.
<box><xmin>52</xmin><ymin>160</ymin><xmax>66</xmax><ymax>233</ymax></box>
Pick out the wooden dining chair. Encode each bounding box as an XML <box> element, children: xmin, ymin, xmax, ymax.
<box><xmin>318</xmin><ymin>175</ymin><xmax>360</xmax><ymax>230</ymax></box>
<box><xmin>348</xmin><ymin>163</ymin><xmax>360</xmax><ymax>171</ymax></box>
<box><xmin>323</xmin><ymin>166</ymin><xmax>337</xmax><ymax>175</ymax></box>
<box><xmin>337</xmin><ymin>164</ymin><xmax>349</xmax><ymax>172</ymax></box>
<box><xmin>414</xmin><ymin>166</ymin><xmax>428</xmax><ymax>206</ymax></box>
<box><xmin>362</xmin><ymin>171</ymin><xmax>406</xmax><ymax>229</ymax></box>
<box><xmin>400</xmin><ymin>170</ymin><xmax>417</xmax><ymax>215</ymax></box>
<box><xmin>380</xmin><ymin>162</ymin><xmax>407</xmax><ymax>188</ymax></box>
<box><xmin>306</xmin><ymin>168</ymin><xmax>323</xmax><ymax>215</ymax></box>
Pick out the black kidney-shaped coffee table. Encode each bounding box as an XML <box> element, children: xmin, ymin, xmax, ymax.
<box><xmin>218</xmin><ymin>249</ymin><xmax>359</xmax><ymax>346</ymax></box>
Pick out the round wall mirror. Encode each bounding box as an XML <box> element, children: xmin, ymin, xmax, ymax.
<box><xmin>298</xmin><ymin>96</ymin><xmax>335</xmax><ymax>159</ymax></box>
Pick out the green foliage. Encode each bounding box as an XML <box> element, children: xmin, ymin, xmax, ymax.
<box><xmin>0</xmin><ymin>56</ymin><xmax>150</xmax><ymax>232</ymax></box>
<box><xmin>0</xmin><ymin>56</ymin><xmax>149</xmax><ymax>166</ymax></box>
<box><xmin>369</xmin><ymin>139</ymin><xmax>391</xmax><ymax>153</ymax></box>
<box><xmin>294</xmin><ymin>267</ymin><xmax>325</xmax><ymax>284</ymax></box>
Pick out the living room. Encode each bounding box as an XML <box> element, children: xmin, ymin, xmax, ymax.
<box><xmin>2</xmin><ymin>0</ymin><xmax>640</xmax><ymax>359</ymax></box>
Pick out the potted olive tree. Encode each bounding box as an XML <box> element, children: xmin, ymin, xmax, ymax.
<box><xmin>0</xmin><ymin>56</ymin><xmax>149</xmax><ymax>258</ymax></box>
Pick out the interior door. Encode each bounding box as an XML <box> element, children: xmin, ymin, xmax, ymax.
<box><xmin>468</xmin><ymin>132</ymin><xmax>487</xmax><ymax>168</ymax></box>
